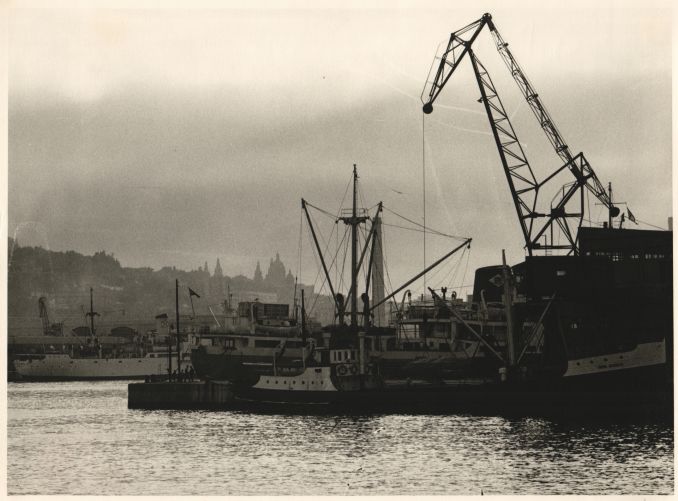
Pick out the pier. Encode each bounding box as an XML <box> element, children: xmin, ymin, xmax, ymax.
<box><xmin>128</xmin><ymin>380</ymin><xmax>234</xmax><ymax>410</ymax></box>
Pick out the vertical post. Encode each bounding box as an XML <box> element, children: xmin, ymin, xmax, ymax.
<box><xmin>370</xmin><ymin>208</ymin><xmax>386</xmax><ymax>327</ymax></box>
<box><xmin>89</xmin><ymin>287</ymin><xmax>95</xmax><ymax>336</ymax></box>
<box><xmin>168</xmin><ymin>329</ymin><xmax>172</xmax><ymax>379</ymax></box>
<box><xmin>176</xmin><ymin>279</ymin><xmax>181</xmax><ymax>374</ymax></box>
<box><xmin>422</xmin><ymin>118</ymin><xmax>426</xmax><ymax>293</ymax></box>
<box><xmin>301</xmin><ymin>289</ymin><xmax>307</xmax><ymax>343</ymax></box>
<box><xmin>358</xmin><ymin>331</ymin><xmax>365</xmax><ymax>377</ymax></box>
<box><xmin>502</xmin><ymin>250</ymin><xmax>515</xmax><ymax>367</ymax></box>
<box><xmin>608</xmin><ymin>182</ymin><xmax>613</xmax><ymax>229</ymax></box>
<box><xmin>301</xmin><ymin>289</ymin><xmax>307</xmax><ymax>370</ymax></box>
<box><xmin>350</xmin><ymin>165</ymin><xmax>358</xmax><ymax>328</ymax></box>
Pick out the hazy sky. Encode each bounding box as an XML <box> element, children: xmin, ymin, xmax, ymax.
<box><xmin>7</xmin><ymin>1</ymin><xmax>673</xmax><ymax>299</ymax></box>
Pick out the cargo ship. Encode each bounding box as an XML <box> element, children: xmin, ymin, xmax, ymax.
<box><xmin>190</xmin><ymin>13</ymin><xmax>671</xmax><ymax>412</ymax></box>
<box><xmin>191</xmin><ymin>167</ymin><xmax>669</xmax><ymax>413</ymax></box>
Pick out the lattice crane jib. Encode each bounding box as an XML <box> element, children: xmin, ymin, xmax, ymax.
<box><xmin>421</xmin><ymin>13</ymin><xmax>619</xmax><ymax>256</ymax></box>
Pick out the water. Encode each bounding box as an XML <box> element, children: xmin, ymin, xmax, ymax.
<box><xmin>7</xmin><ymin>381</ymin><xmax>673</xmax><ymax>495</ymax></box>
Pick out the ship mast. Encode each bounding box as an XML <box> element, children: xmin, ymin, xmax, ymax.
<box><xmin>351</xmin><ymin>166</ymin><xmax>358</xmax><ymax>327</ymax></box>
<box><xmin>175</xmin><ymin>279</ymin><xmax>181</xmax><ymax>374</ymax></box>
<box><xmin>339</xmin><ymin>165</ymin><xmax>368</xmax><ymax>328</ymax></box>
<box><xmin>85</xmin><ymin>287</ymin><xmax>99</xmax><ymax>337</ymax></box>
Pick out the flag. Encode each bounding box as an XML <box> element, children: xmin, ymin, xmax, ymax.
<box><xmin>188</xmin><ymin>287</ymin><xmax>201</xmax><ymax>298</ymax></box>
<box><xmin>627</xmin><ymin>207</ymin><xmax>637</xmax><ymax>225</ymax></box>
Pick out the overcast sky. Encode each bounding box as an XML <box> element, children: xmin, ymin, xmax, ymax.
<box><xmin>7</xmin><ymin>1</ymin><xmax>673</xmax><ymax>299</ymax></box>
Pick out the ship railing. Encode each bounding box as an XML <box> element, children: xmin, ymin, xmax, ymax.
<box><xmin>339</xmin><ymin>207</ymin><xmax>368</xmax><ymax>218</ymax></box>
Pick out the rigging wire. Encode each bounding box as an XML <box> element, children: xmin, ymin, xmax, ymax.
<box><xmin>459</xmin><ymin>245</ymin><xmax>472</xmax><ymax>298</ymax></box>
<box><xmin>383</xmin><ymin>206</ymin><xmax>468</xmax><ymax>240</ymax></box>
<box><xmin>297</xmin><ymin>207</ymin><xmax>303</xmax><ymax>287</ymax></box>
<box><xmin>338</xmin><ymin>175</ymin><xmax>353</xmax><ymax>218</ymax></box>
<box><xmin>338</xmin><ymin>224</ymin><xmax>350</xmax><ymax>293</ymax></box>
<box><xmin>306</xmin><ymin>224</ymin><xmax>349</xmax><ymax>320</ymax></box>
<box><xmin>303</xmin><ymin>224</ymin><xmax>326</xmax><ymax>298</ymax></box>
<box><xmin>304</xmin><ymin>200</ymin><xmax>339</xmax><ymax>221</ymax></box>
<box><xmin>380</xmin><ymin>222</ymin><xmax>400</xmax><ymax>315</ymax></box>
<box><xmin>381</xmin><ymin>221</ymin><xmax>457</xmax><ymax>237</ymax></box>
<box><xmin>582</xmin><ymin>218</ymin><xmax>605</xmax><ymax>228</ymax></box>
<box><xmin>422</xmin><ymin>111</ymin><xmax>427</xmax><ymax>292</ymax></box>
<box><xmin>434</xmin><ymin>246</ymin><xmax>466</xmax><ymax>290</ymax></box>
<box><xmin>304</xmin><ymin>210</ymin><xmax>346</xmax><ymax>300</ymax></box>
<box><xmin>634</xmin><ymin>218</ymin><xmax>668</xmax><ymax>231</ymax></box>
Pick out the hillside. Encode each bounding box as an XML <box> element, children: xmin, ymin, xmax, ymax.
<box><xmin>7</xmin><ymin>238</ymin><xmax>334</xmax><ymax>335</ymax></box>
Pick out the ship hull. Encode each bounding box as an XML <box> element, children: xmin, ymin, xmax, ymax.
<box><xmin>12</xmin><ymin>354</ymin><xmax>192</xmax><ymax>381</ymax></box>
<box><xmin>226</xmin><ymin>359</ymin><xmax>671</xmax><ymax>416</ymax></box>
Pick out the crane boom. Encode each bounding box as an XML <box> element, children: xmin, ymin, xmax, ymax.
<box><xmin>421</xmin><ymin>13</ymin><xmax>619</xmax><ymax>255</ymax></box>
<box><xmin>485</xmin><ymin>17</ymin><xmax>614</xmax><ymax>213</ymax></box>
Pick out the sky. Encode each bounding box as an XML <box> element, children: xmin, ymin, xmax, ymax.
<box><xmin>6</xmin><ymin>0</ymin><xmax>674</xmax><ymax>300</ymax></box>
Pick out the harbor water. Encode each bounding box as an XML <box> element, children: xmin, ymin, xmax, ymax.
<box><xmin>7</xmin><ymin>381</ymin><xmax>673</xmax><ymax>495</ymax></box>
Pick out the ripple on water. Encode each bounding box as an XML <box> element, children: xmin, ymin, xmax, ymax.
<box><xmin>7</xmin><ymin>381</ymin><xmax>674</xmax><ymax>495</ymax></box>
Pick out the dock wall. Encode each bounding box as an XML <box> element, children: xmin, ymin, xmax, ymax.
<box><xmin>128</xmin><ymin>380</ymin><xmax>234</xmax><ymax>410</ymax></box>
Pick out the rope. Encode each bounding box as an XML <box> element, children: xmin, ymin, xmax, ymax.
<box><xmin>382</xmin><ymin>206</ymin><xmax>468</xmax><ymax>240</ymax></box>
<box><xmin>304</xmin><ymin>200</ymin><xmax>339</xmax><ymax>221</ymax></box>
<box><xmin>459</xmin><ymin>246</ymin><xmax>471</xmax><ymax>298</ymax></box>
<box><xmin>423</xmin><ymin>111</ymin><xmax>427</xmax><ymax>292</ymax></box>
<box><xmin>635</xmin><ymin>218</ymin><xmax>668</xmax><ymax>231</ymax></box>
<box><xmin>297</xmin><ymin>208</ymin><xmax>303</xmax><ymax>286</ymax></box>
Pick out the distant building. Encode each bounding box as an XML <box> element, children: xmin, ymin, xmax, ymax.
<box><xmin>234</xmin><ymin>290</ymin><xmax>278</xmax><ymax>304</ymax></box>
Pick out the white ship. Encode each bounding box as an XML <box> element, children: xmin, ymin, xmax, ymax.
<box><xmin>10</xmin><ymin>295</ymin><xmax>195</xmax><ymax>381</ymax></box>
<box><xmin>12</xmin><ymin>350</ymin><xmax>193</xmax><ymax>381</ymax></box>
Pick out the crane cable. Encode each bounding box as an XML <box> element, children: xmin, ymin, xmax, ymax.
<box><xmin>422</xmin><ymin>112</ymin><xmax>427</xmax><ymax>292</ymax></box>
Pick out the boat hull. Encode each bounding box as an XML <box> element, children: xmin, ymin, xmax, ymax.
<box><xmin>12</xmin><ymin>354</ymin><xmax>192</xmax><ymax>381</ymax></box>
<box><xmin>227</xmin><ymin>360</ymin><xmax>671</xmax><ymax>416</ymax></box>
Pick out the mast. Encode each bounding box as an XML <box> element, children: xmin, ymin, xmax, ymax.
<box><xmin>167</xmin><ymin>326</ymin><xmax>172</xmax><ymax>378</ymax></box>
<box><xmin>371</xmin><ymin>212</ymin><xmax>386</xmax><ymax>327</ymax></box>
<box><xmin>338</xmin><ymin>165</ymin><xmax>368</xmax><ymax>327</ymax></box>
<box><xmin>175</xmin><ymin>279</ymin><xmax>181</xmax><ymax>373</ymax></box>
<box><xmin>351</xmin><ymin>165</ymin><xmax>358</xmax><ymax>327</ymax></box>
<box><xmin>86</xmin><ymin>287</ymin><xmax>98</xmax><ymax>337</ymax></box>
<box><xmin>608</xmin><ymin>182</ymin><xmax>613</xmax><ymax>229</ymax></box>
<box><xmin>301</xmin><ymin>289</ymin><xmax>307</xmax><ymax>343</ymax></box>
<box><xmin>302</xmin><ymin>198</ymin><xmax>341</xmax><ymax>314</ymax></box>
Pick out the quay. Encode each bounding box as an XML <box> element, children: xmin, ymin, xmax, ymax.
<box><xmin>128</xmin><ymin>380</ymin><xmax>234</xmax><ymax>410</ymax></box>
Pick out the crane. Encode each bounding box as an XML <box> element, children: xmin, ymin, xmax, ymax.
<box><xmin>38</xmin><ymin>296</ymin><xmax>63</xmax><ymax>336</ymax></box>
<box><xmin>421</xmin><ymin>13</ymin><xmax>620</xmax><ymax>256</ymax></box>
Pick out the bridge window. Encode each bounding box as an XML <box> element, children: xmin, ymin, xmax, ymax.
<box><xmin>255</xmin><ymin>339</ymin><xmax>281</xmax><ymax>348</ymax></box>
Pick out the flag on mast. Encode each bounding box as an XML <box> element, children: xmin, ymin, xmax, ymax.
<box><xmin>627</xmin><ymin>207</ymin><xmax>638</xmax><ymax>224</ymax></box>
<box><xmin>188</xmin><ymin>287</ymin><xmax>200</xmax><ymax>319</ymax></box>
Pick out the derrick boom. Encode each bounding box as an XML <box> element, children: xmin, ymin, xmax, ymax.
<box><xmin>421</xmin><ymin>13</ymin><xmax>619</xmax><ymax>255</ymax></box>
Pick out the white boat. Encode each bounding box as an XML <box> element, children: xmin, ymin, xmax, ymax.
<box><xmin>12</xmin><ymin>350</ymin><xmax>193</xmax><ymax>381</ymax></box>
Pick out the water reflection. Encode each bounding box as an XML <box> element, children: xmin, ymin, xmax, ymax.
<box><xmin>7</xmin><ymin>382</ymin><xmax>673</xmax><ymax>495</ymax></box>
